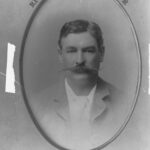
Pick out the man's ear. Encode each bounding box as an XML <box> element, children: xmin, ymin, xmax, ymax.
<box><xmin>57</xmin><ymin>46</ymin><xmax>63</xmax><ymax>63</ymax></box>
<box><xmin>99</xmin><ymin>46</ymin><xmax>105</xmax><ymax>62</ymax></box>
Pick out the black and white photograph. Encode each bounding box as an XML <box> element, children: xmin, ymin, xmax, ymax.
<box><xmin>0</xmin><ymin>0</ymin><xmax>149</xmax><ymax>150</ymax></box>
<box><xmin>21</xmin><ymin>0</ymin><xmax>141</xmax><ymax>149</ymax></box>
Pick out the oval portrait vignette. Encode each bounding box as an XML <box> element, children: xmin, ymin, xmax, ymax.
<box><xmin>19</xmin><ymin>0</ymin><xmax>141</xmax><ymax>150</ymax></box>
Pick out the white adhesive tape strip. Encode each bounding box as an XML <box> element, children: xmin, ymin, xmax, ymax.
<box><xmin>5</xmin><ymin>43</ymin><xmax>16</xmax><ymax>93</ymax></box>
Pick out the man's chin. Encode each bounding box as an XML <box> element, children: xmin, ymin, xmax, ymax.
<box><xmin>70</xmin><ymin>73</ymin><xmax>91</xmax><ymax>81</ymax></box>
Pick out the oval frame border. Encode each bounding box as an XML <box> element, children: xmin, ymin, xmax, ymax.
<box><xmin>19</xmin><ymin>0</ymin><xmax>142</xmax><ymax>150</ymax></box>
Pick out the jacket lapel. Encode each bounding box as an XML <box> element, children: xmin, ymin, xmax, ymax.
<box><xmin>53</xmin><ymin>80</ymin><xmax>70</xmax><ymax>122</ymax></box>
<box><xmin>90</xmin><ymin>78</ymin><xmax>110</xmax><ymax>122</ymax></box>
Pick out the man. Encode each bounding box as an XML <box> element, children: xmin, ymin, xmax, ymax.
<box><xmin>31</xmin><ymin>20</ymin><xmax>126</xmax><ymax>150</ymax></box>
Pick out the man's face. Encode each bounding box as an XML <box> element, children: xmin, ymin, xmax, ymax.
<box><xmin>59</xmin><ymin>32</ymin><xmax>104</xmax><ymax>80</ymax></box>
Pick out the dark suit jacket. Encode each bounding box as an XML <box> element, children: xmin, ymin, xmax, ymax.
<box><xmin>30</xmin><ymin>77</ymin><xmax>127</xmax><ymax>149</ymax></box>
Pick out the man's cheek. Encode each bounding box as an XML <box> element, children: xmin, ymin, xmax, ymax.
<box><xmin>65</xmin><ymin>61</ymin><xmax>73</xmax><ymax>67</ymax></box>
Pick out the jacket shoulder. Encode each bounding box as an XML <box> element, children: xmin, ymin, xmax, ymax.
<box><xmin>97</xmin><ymin>77</ymin><xmax>119</xmax><ymax>93</ymax></box>
<box><xmin>30</xmin><ymin>83</ymin><xmax>60</xmax><ymax>115</ymax></box>
<box><xmin>97</xmin><ymin>77</ymin><xmax>125</xmax><ymax>105</ymax></box>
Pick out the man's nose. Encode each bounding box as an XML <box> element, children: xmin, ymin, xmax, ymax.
<box><xmin>76</xmin><ymin>51</ymin><xmax>85</xmax><ymax>65</ymax></box>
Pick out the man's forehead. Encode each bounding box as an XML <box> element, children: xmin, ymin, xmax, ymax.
<box><xmin>61</xmin><ymin>32</ymin><xmax>97</xmax><ymax>47</ymax></box>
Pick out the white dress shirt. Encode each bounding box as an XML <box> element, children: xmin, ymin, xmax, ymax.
<box><xmin>65</xmin><ymin>79</ymin><xmax>97</xmax><ymax>143</ymax></box>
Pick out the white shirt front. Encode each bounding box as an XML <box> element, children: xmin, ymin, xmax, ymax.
<box><xmin>65</xmin><ymin>79</ymin><xmax>96</xmax><ymax>141</ymax></box>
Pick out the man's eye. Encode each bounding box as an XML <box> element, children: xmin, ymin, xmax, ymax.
<box><xmin>85</xmin><ymin>49</ymin><xmax>96</xmax><ymax>53</ymax></box>
<box><xmin>66</xmin><ymin>49</ymin><xmax>76</xmax><ymax>53</ymax></box>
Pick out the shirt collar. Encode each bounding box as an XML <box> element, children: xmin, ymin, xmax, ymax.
<box><xmin>65</xmin><ymin>78</ymin><xmax>97</xmax><ymax>101</ymax></box>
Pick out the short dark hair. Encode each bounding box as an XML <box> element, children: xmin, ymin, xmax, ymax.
<box><xmin>58</xmin><ymin>19</ymin><xmax>104</xmax><ymax>52</ymax></box>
